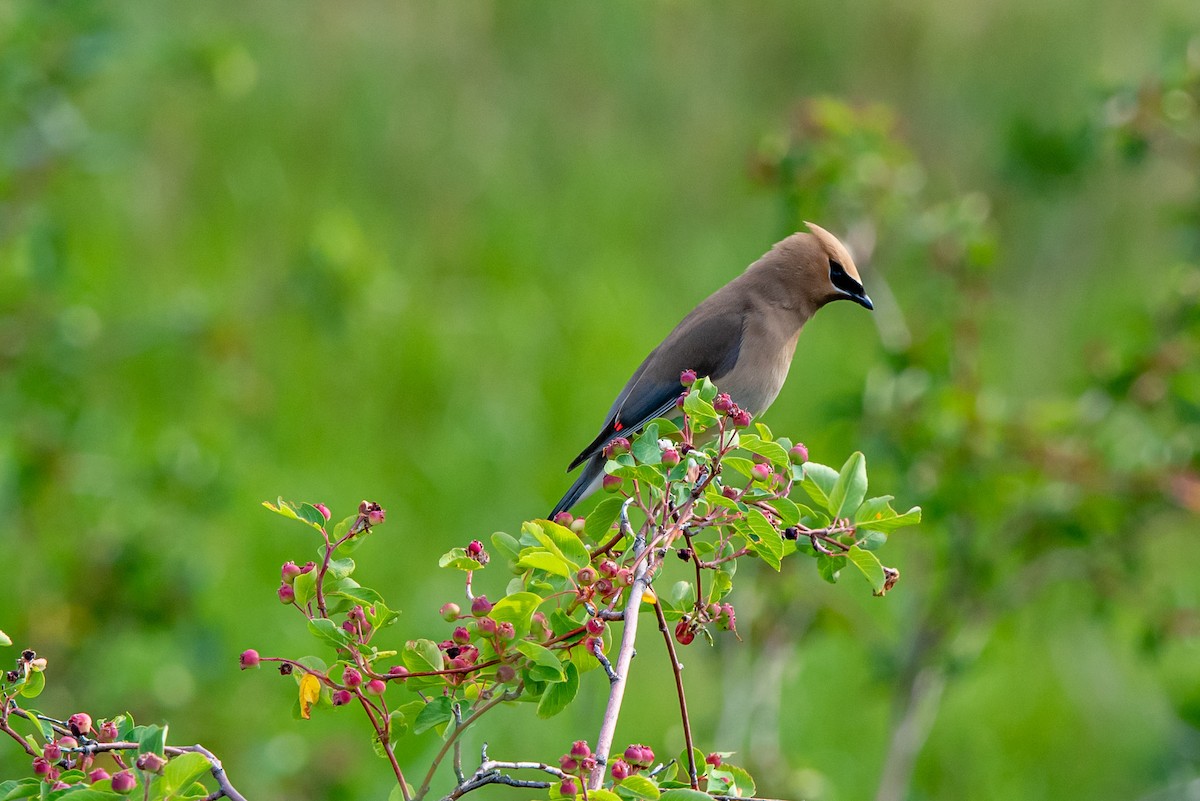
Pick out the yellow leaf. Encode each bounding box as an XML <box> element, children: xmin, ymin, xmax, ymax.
<box><xmin>299</xmin><ymin>673</ymin><xmax>321</xmax><ymax>720</ymax></box>
<box><xmin>641</xmin><ymin>588</ymin><xmax>657</xmax><ymax>604</ymax></box>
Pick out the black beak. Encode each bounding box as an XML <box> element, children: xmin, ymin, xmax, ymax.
<box><xmin>852</xmin><ymin>292</ymin><xmax>874</xmax><ymax>311</ymax></box>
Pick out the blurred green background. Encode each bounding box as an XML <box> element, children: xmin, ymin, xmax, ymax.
<box><xmin>2</xmin><ymin>2</ymin><xmax>1199</xmax><ymax>799</ymax></box>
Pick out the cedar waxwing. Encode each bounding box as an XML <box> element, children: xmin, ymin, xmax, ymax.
<box><xmin>550</xmin><ymin>222</ymin><xmax>872</xmax><ymax>518</ymax></box>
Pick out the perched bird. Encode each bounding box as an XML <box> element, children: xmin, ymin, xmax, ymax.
<box><xmin>550</xmin><ymin>222</ymin><xmax>872</xmax><ymax>518</ymax></box>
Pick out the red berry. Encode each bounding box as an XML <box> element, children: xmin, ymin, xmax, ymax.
<box><xmin>560</xmin><ymin>777</ymin><xmax>579</xmax><ymax>797</ymax></box>
<box><xmin>661</xmin><ymin>447</ymin><xmax>680</xmax><ymax>468</ymax></box>
<box><xmin>552</xmin><ymin>512</ymin><xmax>574</xmax><ymax>526</ymax></box>
<box><xmin>299</xmin><ymin>561</ymin><xmax>316</xmax><ymax>574</ymax></box>
<box><xmin>314</xmin><ymin>503</ymin><xmax>331</xmax><ymax>521</ymax></box>
<box><xmin>610</xmin><ymin>759</ymin><xmax>631</xmax><ymax>780</ymax></box>
<box><xmin>751</xmin><ymin>463</ymin><xmax>771</xmax><ymax>483</ymax></box>
<box><xmin>576</xmin><ymin>567</ymin><xmax>598</xmax><ymax>586</ymax></box>
<box><xmin>471</xmin><ymin>595</ymin><xmax>493</xmax><ymax>615</ymax></box>
<box><xmin>570</xmin><ymin>739</ymin><xmax>591</xmax><ymax>759</ymax></box>
<box><xmin>586</xmin><ymin>617</ymin><xmax>606</xmax><ymax>636</ymax></box>
<box><xmin>497</xmin><ymin>621</ymin><xmax>516</xmax><ymax>641</ymax></box>
<box><xmin>602</xmin><ymin>473</ymin><xmax>623</xmax><ymax>493</ymax></box>
<box><xmin>365</xmin><ymin>679</ymin><xmax>386</xmax><ymax>696</ymax></box>
<box><xmin>32</xmin><ymin>756</ymin><xmax>51</xmax><ymax>776</ymax></box>
<box><xmin>43</xmin><ymin>742</ymin><xmax>61</xmax><ymax>761</ymax></box>
<box><xmin>789</xmin><ymin>443</ymin><xmax>809</xmax><ymax>464</ymax></box>
<box><xmin>331</xmin><ymin>689</ymin><xmax>353</xmax><ymax>706</ymax></box>
<box><xmin>98</xmin><ymin>720</ymin><xmax>118</xmax><ymax>743</ymax></box>
<box><xmin>675</xmin><ymin>619</ymin><xmax>696</xmax><ymax>645</ymax></box>
<box><xmin>88</xmin><ymin>768</ymin><xmax>111</xmax><ymax>783</ymax></box>
<box><xmin>68</xmin><ymin>713</ymin><xmax>92</xmax><ymax>735</ymax></box>
<box><xmin>388</xmin><ymin>665</ymin><xmax>409</xmax><ymax>679</ymax></box>
<box><xmin>705</xmin><ymin>752</ymin><xmax>722</xmax><ymax>767</ymax></box>
<box><xmin>732</xmin><ymin>409</ymin><xmax>752</xmax><ymax>428</ymax></box>
<box><xmin>680</xmin><ymin>369</ymin><xmax>697</xmax><ymax>387</ymax></box>
<box><xmin>239</xmin><ymin>650</ymin><xmax>260</xmax><ymax>669</ymax></box>
<box><xmin>713</xmin><ymin>393</ymin><xmax>734</xmax><ymax>413</ymax></box>
<box><xmin>452</xmin><ymin>626</ymin><xmax>471</xmax><ymax>645</ymax></box>
<box><xmin>598</xmin><ymin>560</ymin><xmax>619</xmax><ymax>578</ymax></box>
<box><xmin>496</xmin><ymin>663</ymin><xmax>517</xmax><ymax>683</ymax></box>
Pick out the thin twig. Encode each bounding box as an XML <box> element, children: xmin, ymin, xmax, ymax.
<box><xmin>414</xmin><ymin>688</ymin><xmax>520</xmax><ymax>801</ymax></box>
<box><xmin>652</xmin><ymin>599</ymin><xmax>698</xmax><ymax>789</ymax></box>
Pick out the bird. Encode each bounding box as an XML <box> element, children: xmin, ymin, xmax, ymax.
<box><xmin>549</xmin><ymin>222</ymin><xmax>873</xmax><ymax>518</ymax></box>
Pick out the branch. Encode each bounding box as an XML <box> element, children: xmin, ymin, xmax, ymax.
<box><xmin>589</xmin><ymin>498</ymin><xmax>649</xmax><ymax>790</ymax></box>
<box><xmin>414</xmin><ymin>688</ymin><xmax>521</xmax><ymax>801</ymax></box>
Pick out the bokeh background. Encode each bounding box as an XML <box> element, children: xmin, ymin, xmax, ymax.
<box><xmin>2</xmin><ymin>2</ymin><xmax>1199</xmax><ymax>799</ymax></box>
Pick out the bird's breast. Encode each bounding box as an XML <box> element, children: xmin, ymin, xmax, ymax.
<box><xmin>718</xmin><ymin>317</ymin><xmax>803</xmax><ymax>415</ymax></box>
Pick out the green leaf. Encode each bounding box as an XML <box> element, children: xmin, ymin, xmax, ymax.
<box><xmin>439</xmin><ymin>548</ymin><xmax>483</xmax><ymax>571</ymax></box>
<box><xmin>708</xmin><ymin>570</ymin><xmax>733</xmax><ymax>603</ymax></box>
<box><xmin>0</xmin><ymin>778</ymin><xmax>42</xmax><ymax>800</ymax></box>
<box><xmin>490</xmin><ymin>531</ymin><xmax>523</xmax><ymax>571</ymax></box>
<box><xmin>858</xmin><ymin>530</ymin><xmax>888</xmax><ymax>550</ymax></box>
<box><xmin>402</xmin><ymin>639</ymin><xmax>445</xmax><ymax>673</ymax></box>
<box><xmin>515</xmin><ymin>640</ymin><xmax>566</xmax><ymax>682</ymax></box>
<box><xmin>308</xmin><ymin>618</ymin><xmax>352</xmax><ymax>649</ymax></box>
<box><xmin>658</xmin><ymin>786</ymin><xmax>714</xmax><ymax>799</ymax></box>
<box><xmin>388</xmin><ymin>785</ymin><xmax>408</xmax><ymax>801</ymax></box>
<box><xmin>162</xmin><ymin>752</ymin><xmax>211</xmax><ymax>796</ymax></box>
<box><xmin>616</xmin><ymin>774</ymin><xmax>662</xmax><ymax>800</ymax></box>
<box><xmin>739</xmin><ymin>508</ymin><xmax>783</xmax><ymax>571</ymax></box>
<box><xmin>331</xmin><ymin>586</ymin><xmax>386</xmax><ymax>607</ymax></box>
<box><xmin>683</xmin><ymin>390</ymin><xmax>718</xmax><ymax>430</ymax></box>
<box><xmin>611</xmin><ymin>463</ymin><xmax>666</xmax><ymax>489</ymax></box>
<box><xmin>531</xmin><ymin>520</ymin><xmax>590</xmax><ymax>569</ymax></box>
<box><xmin>516</xmin><ymin>548</ymin><xmax>573</xmax><ymax>577</ymax></box>
<box><xmin>138</xmin><ymin>723</ymin><xmax>167</xmax><ymax>755</ymax></box>
<box><xmin>828</xmin><ymin>451</ymin><xmax>867</xmax><ymax>519</ymax></box>
<box><xmin>846</xmin><ymin>545</ymin><xmax>886</xmax><ymax>593</ymax></box>
<box><xmin>325</xmin><ymin>557</ymin><xmax>355</xmax><ymax>581</ymax></box>
<box><xmin>631</xmin><ymin>422</ymin><xmax>662</xmax><ymax>465</ymax></box>
<box><xmin>668</xmin><ymin>580</ymin><xmax>696</xmax><ymax>609</ymax></box>
<box><xmin>489</xmin><ymin>592</ymin><xmax>541</xmax><ymax>637</ymax></box>
<box><xmin>413</xmin><ymin>696</ymin><xmax>453</xmax><ymax>735</ymax></box>
<box><xmin>854</xmin><ymin>497</ymin><xmax>922</xmax><ymax>533</ymax></box>
<box><xmin>587</xmin><ymin>791</ymin><xmax>623</xmax><ymax>801</ymax></box>
<box><xmin>262</xmin><ymin>498</ymin><xmax>324</xmax><ymax>532</ymax></box>
<box><xmin>720</xmin><ymin>456</ymin><xmax>757</xmax><ymax>480</ymax></box>
<box><xmin>585</xmin><ymin>497</ymin><xmax>627</xmax><ymax>541</ymax></box>
<box><xmin>736</xmin><ymin>435</ymin><xmax>790</xmax><ymax>468</ymax></box>
<box><xmin>768</xmin><ymin>497</ymin><xmax>805</xmax><ymax>527</ymax></box>
<box><xmin>297</xmin><ymin>503</ymin><xmax>328</xmax><ymax>528</ymax></box>
<box><xmin>706</xmin><ymin>763</ymin><xmax>756</xmax><ymax>797</ymax></box>
<box><xmin>800</xmin><ymin>462</ymin><xmax>839</xmax><ymax>512</ymax></box>
<box><xmin>18</xmin><ymin>670</ymin><xmax>44</xmax><ymax>699</ymax></box>
<box><xmin>817</xmin><ymin>554</ymin><xmax>845</xmax><ymax>584</ymax></box>
<box><xmin>0</xmin><ymin>631</ymin><xmax>10</xmax><ymax>647</ymax></box>
<box><xmin>292</xmin><ymin>569</ymin><xmax>317</xmax><ymax>607</ymax></box>
<box><xmin>536</xmin><ymin>661</ymin><xmax>580</xmax><ymax>718</ymax></box>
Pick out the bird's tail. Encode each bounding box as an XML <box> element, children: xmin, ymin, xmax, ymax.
<box><xmin>549</xmin><ymin>455</ymin><xmax>605</xmax><ymax>519</ymax></box>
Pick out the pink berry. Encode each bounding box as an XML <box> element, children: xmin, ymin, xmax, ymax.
<box><xmin>452</xmin><ymin>626</ymin><xmax>471</xmax><ymax>645</ymax></box>
<box><xmin>585</xmin><ymin>617</ymin><xmax>606</xmax><ymax>636</ymax></box>
<box><xmin>89</xmin><ymin>768</ymin><xmax>111</xmax><ymax>783</ymax></box>
<box><xmin>680</xmin><ymin>369</ymin><xmax>697</xmax><ymax>387</ymax></box>
<box><xmin>610</xmin><ymin>758</ymin><xmax>631</xmax><ymax>780</ymax></box>
<box><xmin>732</xmin><ymin>409</ymin><xmax>752</xmax><ymax>428</ymax></box>
<box><xmin>239</xmin><ymin>649</ymin><xmax>260</xmax><ymax>669</ymax></box>
<box><xmin>32</xmin><ymin>756</ymin><xmax>51</xmax><ymax>776</ymax></box>
<box><xmin>112</xmin><ymin>770</ymin><xmax>136</xmax><ymax>793</ymax></box>
<box><xmin>471</xmin><ymin>595</ymin><xmax>493</xmax><ymax>615</ymax></box>
<box><xmin>135</xmin><ymin>752</ymin><xmax>166</xmax><ymax>773</ymax></box>
<box><xmin>68</xmin><ymin>713</ymin><xmax>92</xmax><ymax>735</ymax></box>
<box><xmin>281</xmin><ymin>561</ymin><xmax>302</xmax><ymax>584</ymax></box>
<box><xmin>789</xmin><ymin>443</ymin><xmax>809</xmax><ymax>464</ymax></box>
<box><xmin>388</xmin><ymin>665</ymin><xmax>409</xmax><ymax>679</ymax></box>
<box><xmin>314</xmin><ymin>503</ymin><xmax>331</xmax><ymax>521</ymax></box>
<box><xmin>277</xmin><ymin>582</ymin><xmax>296</xmax><ymax>604</ymax></box>
<box><xmin>552</xmin><ymin>512</ymin><xmax>574</xmax><ymax>526</ymax></box>
<box><xmin>496</xmin><ymin>663</ymin><xmax>516</xmax><ymax>683</ymax></box>
<box><xmin>602</xmin><ymin>473</ymin><xmax>623</xmax><ymax>493</ymax></box>
<box><xmin>713</xmin><ymin>393</ymin><xmax>734</xmax><ymax>413</ymax></box>
<box><xmin>365</xmin><ymin>679</ymin><xmax>386</xmax><ymax>696</ymax></box>
<box><xmin>98</xmin><ymin>720</ymin><xmax>118</xmax><ymax>743</ymax></box>
<box><xmin>570</xmin><ymin>740</ymin><xmax>591</xmax><ymax>759</ymax></box>
<box><xmin>43</xmin><ymin>741</ymin><xmax>61</xmax><ymax>761</ymax></box>
<box><xmin>466</xmin><ymin>539</ymin><xmax>485</xmax><ymax>558</ymax></box>
<box><xmin>598</xmin><ymin>560</ymin><xmax>619</xmax><ymax>577</ymax></box>
<box><xmin>477</xmin><ymin>617</ymin><xmax>497</xmax><ymax>636</ymax></box>
<box><xmin>439</xmin><ymin>602</ymin><xmax>460</xmax><ymax>621</ymax></box>
<box><xmin>331</xmin><ymin>689</ymin><xmax>352</xmax><ymax>706</ymax></box>
<box><xmin>705</xmin><ymin>752</ymin><xmax>722</xmax><ymax>767</ymax></box>
<box><xmin>675</xmin><ymin>619</ymin><xmax>695</xmax><ymax>645</ymax></box>
<box><xmin>661</xmin><ymin>447</ymin><xmax>680</xmax><ymax>468</ymax></box>
<box><xmin>560</xmin><ymin>777</ymin><xmax>579</xmax><ymax>797</ymax></box>
<box><xmin>751</xmin><ymin>463</ymin><xmax>771</xmax><ymax>483</ymax></box>
<box><xmin>576</xmin><ymin>566</ymin><xmax>598</xmax><ymax>586</ymax></box>
<box><xmin>299</xmin><ymin>561</ymin><xmax>316</xmax><ymax>574</ymax></box>
<box><xmin>497</xmin><ymin>621</ymin><xmax>516</xmax><ymax>641</ymax></box>
<box><xmin>569</xmin><ymin>516</ymin><xmax>586</xmax><ymax>534</ymax></box>
<box><xmin>342</xmin><ymin>666</ymin><xmax>362</xmax><ymax>687</ymax></box>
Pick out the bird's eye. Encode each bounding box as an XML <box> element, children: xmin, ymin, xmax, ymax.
<box><xmin>828</xmin><ymin>259</ymin><xmax>863</xmax><ymax>295</ymax></box>
<box><xmin>829</xmin><ymin>259</ymin><xmax>845</xmax><ymax>275</ymax></box>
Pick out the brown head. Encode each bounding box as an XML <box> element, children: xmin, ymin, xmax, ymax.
<box><xmin>750</xmin><ymin>222</ymin><xmax>873</xmax><ymax>315</ymax></box>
